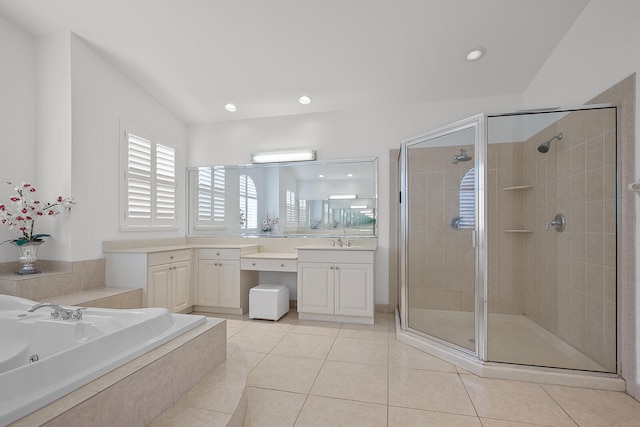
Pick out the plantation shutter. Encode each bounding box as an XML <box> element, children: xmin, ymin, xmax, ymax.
<box><xmin>213</xmin><ymin>167</ymin><xmax>226</xmax><ymax>222</ymax></box>
<box><xmin>459</xmin><ymin>168</ymin><xmax>475</xmax><ymax>229</ymax></box>
<box><xmin>122</xmin><ymin>122</ymin><xmax>178</xmax><ymax>229</ymax></box>
<box><xmin>196</xmin><ymin>166</ymin><xmax>225</xmax><ymax>227</ymax></box>
<box><xmin>155</xmin><ymin>144</ymin><xmax>176</xmax><ymax>224</ymax></box>
<box><xmin>286</xmin><ymin>190</ymin><xmax>296</xmax><ymax>229</ymax></box>
<box><xmin>240</xmin><ymin>175</ymin><xmax>257</xmax><ymax>230</ymax></box>
<box><xmin>197</xmin><ymin>167</ymin><xmax>212</xmax><ymax>222</ymax></box>
<box><xmin>298</xmin><ymin>199</ymin><xmax>308</xmax><ymax>228</ymax></box>
<box><xmin>126</xmin><ymin>133</ymin><xmax>152</xmax><ymax>224</ymax></box>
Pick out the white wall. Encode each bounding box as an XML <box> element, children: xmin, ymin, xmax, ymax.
<box><xmin>67</xmin><ymin>34</ymin><xmax>188</xmax><ymax>261</ymax></box>
<box><xmin>35</xmin><ymin>33</ymin><xmax>73</xmax><ymax>261</ymax></box>
<box><xmin>0</xmin><ymin>28</ymin><xmax>187</xmax><ymax>263</ymax></box>
<box><xmin>188</xmin><ymin>93</ymin><xmax>524</xmax><ymax>304</ymax></box>
<box><xmin>524</xmin><ymin>0</ymin><xmax>640</xmax><ymax>392</ymax></box>
<box><xmin>0</xmin><ymin>15</ymin><xmax>37</xmax><ymax>261</ymax></box>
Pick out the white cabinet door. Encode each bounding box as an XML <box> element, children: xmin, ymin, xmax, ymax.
<box><xmin>334</xmin><ymin>263</ymin><xmax>373</xmax><ymax>317</ymax></box>
<box><xmin>198</xmin><ymin>259</ymin><xmax>220</xmax><ymax>306</ymax></box>
<box><xmin>147</xmin><ymin>265</ymin><xmax>171</xmax><ymax>310</ymax></box>
<box><xmin>298</xmin><ymin>262</ymin><xmax>334</xmax><ymax>314</ymax></box>
<box><xmin>218</xmin><ymin>260</ymin><xmax>241</xmax><ymax>308</ymax></box>
<box><xmin>171</xmin><ymin>261</ymin><xmax>191</xmax><ymax>312</ymax></box>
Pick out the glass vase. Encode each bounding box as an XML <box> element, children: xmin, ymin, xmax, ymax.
<box><xmin>11</xmin><ymin>240</ymin><xmax>44</xmax><ymax>275</ymax></box>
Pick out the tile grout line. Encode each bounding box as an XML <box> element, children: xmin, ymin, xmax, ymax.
<box><xmin>291</xmin><ymin>320</ymin><xmax>341</xmax><ymax>426</ymax></box>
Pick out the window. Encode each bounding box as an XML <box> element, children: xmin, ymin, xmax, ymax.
<box><xmin>298</xmin><ymin>199</ymin><xmax>308</xmax><ymax>229</ymax></box>
<box><xmin>458</xmin><ymin>168</ymin><xmax>475</xmax><ymax>229</ymax></box>
<box><xmin>239</xmin><ymin>175</ymin><xmax>257</xmax><ymax>229</ymax></box>
<box><xmin>121</xmin><ymin>122</ymin><xmax>177</xmax><ymax>229</ymax></box>
<box><xmin>194</xmin><ymin>166</ymin><xmax>225</xmax><ymax>228</ymax></box>
<box><xmin>285</xmin><ymin>190</ymin><xmax>296</xmax><ymax>229</ymax></box>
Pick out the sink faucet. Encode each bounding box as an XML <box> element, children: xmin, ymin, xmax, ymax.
<box><xmin>346</xmin><ymin>239</ymin><xmax>354</xmax><ymax>247</ymax></box>
<box><xmin>337</xmin><ymin>238</ymin><xmax>343</xmax><ymax>247</ymax></box>
<box><xmin>27</xmin><ymin>303</ymin><xmax>85</xmax><ymax>320</ymax></box>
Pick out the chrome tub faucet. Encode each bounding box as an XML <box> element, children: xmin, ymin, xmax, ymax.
<box><xmin>27</xmin><ymin>303</ymin><xmax>86</xmax><ymax>320</ymax></box>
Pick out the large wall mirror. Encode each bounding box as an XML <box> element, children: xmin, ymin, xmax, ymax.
<box><xmin>187</xmin><ymin>157</ymin><xmax>378</xmax><ymax>237</ymax></box>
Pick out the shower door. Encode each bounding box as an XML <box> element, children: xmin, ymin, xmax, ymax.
<box><xmin>399</xmin><ymin>114</ymin><xmax>486</xmax><ymax>356</ymax></box>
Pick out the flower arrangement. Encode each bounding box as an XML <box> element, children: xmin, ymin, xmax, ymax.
<box><xmin>262</xmin><ymin>211</ymin><xmax>278</xmax><ymax>233</ymax></box>
<box><xmin>0</xmin><ymin>181</ymin><xmax>75</xmax><ymax>245</ymax></box>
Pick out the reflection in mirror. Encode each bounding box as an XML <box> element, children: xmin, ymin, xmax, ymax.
<box><xmin>187</xmin><ymin>158</ymin><xmax>377</xmax><ymax>237</ymax></box>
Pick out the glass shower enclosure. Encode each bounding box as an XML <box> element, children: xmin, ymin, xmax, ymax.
<box><xmin>398</xmin><ymin>106</ymin><xmax>617</xmax><ymax>373</ymax></box>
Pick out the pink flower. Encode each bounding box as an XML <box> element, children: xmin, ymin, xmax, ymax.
<box><xmin>21</xmin><ymin>208</ymin><xmax>28</xmax><ymax>214</ymax></box>
<box><xmin>0</xmin><ymin>205</ymin><xmax>4</xmax><ymax>211</ymax></box>
<box><xmin>36</xmin><ymin>212</ymin><xmax>43</xmax><ymax>216</ymax></box>
<box><xmin>48</xmin><ymin>211</ymin><xmax>54</xmax><ymax>216</ymax></box>
<box><xmin>10</xmin><ymin>197</ymin><xmax>19</xmax><ymax>202</ymax></box>
<box><xmin>15</xmin><ymin>216</ymin><xmax>24</xmax><ymax>221</ymax></box>
<box><xmin>57</xmin><ymin>196</ymin><xmax>63</xmax><ymax>202</ymax></box>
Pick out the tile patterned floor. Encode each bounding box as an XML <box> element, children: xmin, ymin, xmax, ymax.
<box><xmin>197</xmin><ymin>311</ymin><xmax>640</xmax><ymax>427</ymax></box>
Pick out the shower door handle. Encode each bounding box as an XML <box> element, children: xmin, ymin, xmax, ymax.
<box><xmin>546</xmin><ymin>213</ymin><xmax>566</xmax><ymax>232</ymax></box>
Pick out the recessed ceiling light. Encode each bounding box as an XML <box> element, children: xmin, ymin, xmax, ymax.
<box><xmin>347</xmin><ymin>173</ymin><xmax>353</xmax><ymax>177</ymax></box>
<box><xmin>318</xmin><ymin>174</ymin><xmax>324</xmax><ymax>178</ymax></box>
<box><xmin>299</xmin><ymin>96</ymin><xmax>312</xmax><ymax>105</ymax></box>
<box><xmin>224</xmin><ymin>103</ymin><xmax>237</xmax><ymax>112</ymax></box>
<box><xmin>466</xmin><ymin>48</ymin><xmax>486</xmax><ymax>62</ymax></box>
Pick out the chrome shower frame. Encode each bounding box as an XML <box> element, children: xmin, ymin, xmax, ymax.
<box><xmin>399</xmin><ymin>113</ymin><xmax>487</xmax><ymax>362</ymax></box>
<box><xmin>397</xmin><ymin>104</ymin><xmax>619</xmax><ymax>379</ymax></box>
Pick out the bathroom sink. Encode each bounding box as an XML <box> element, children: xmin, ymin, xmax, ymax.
<box><xmin>297</xmin><ymin>244</ymin><xmax>368</xmax><ymax>251</ymax></box>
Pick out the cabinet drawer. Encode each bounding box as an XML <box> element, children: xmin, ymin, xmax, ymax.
<box><xmin>199</xmin><ymin>248</ymin><xmax>241</xmax><ymax>260</ymax></box>
<box><xmin>241</xmin><ymin>258</ymin><xmax>297</xmax><ymax>272</ymax></box>
<box><xmin>148</xmin><ymin>249</ymin><xmax>191</xmax><ymax>266</ymax></box>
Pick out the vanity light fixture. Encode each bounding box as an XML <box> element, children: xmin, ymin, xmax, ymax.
<box><xmin>466</xmin><ymin>47</ymin><xmax>486</xmax><ymax>62</ymax></box>
<box><xmin>350</xmin><ymin>204</ymin><xmax>367</xmax><ymax>209</ymax></box>
<box><xmin>224</xmin><ymin>103</ymin><xmax>237</xmax><ymax>112</ymax></box>
<box><xmin>251</xmin><ymin>149</ymin><xmax>316</xmax><ymax>164</ymax></box>
<box><xmin>299</xmin><ymin>95</ymin><xmax>312</xmax><ymax>105</ymax></box>
<box><xmin>329</xmin><ymin>194</ymin><xmax>357</xmax><ymax>200</ymax></box>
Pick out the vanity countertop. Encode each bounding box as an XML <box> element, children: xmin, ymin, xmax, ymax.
<box><xmin>104</xmin><ymin>243</ymin><xmax>259</xmax><ymax>254</ymax></box>
<box><xmin>296</xmin><ymin>244</ymin><xmax>376</xmax><ymax>251</ymax></box>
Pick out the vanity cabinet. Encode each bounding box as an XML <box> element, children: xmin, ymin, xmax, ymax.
<box><xmin>297</xmin><ymin>248</ymin><xmax>374</xmax><ymax>324</ymax></box>
<box><xmin>105</xmin><ymin>248</ymin><xmax>193</xmax><ymax>313</ymax></box>
<box><xmin>195</xmin><ymin>248</ymin><xmax>258</xmax><ymax>314</ymax></box>
<box><xmin>146</xmin><ymin>249</ymin><xmax>192</xmax><ymax>312</ymax></box>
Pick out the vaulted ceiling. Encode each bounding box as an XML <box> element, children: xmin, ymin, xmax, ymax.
<box><xmin>0</xmin><ymin>0</ymin><xmax>590</xmax><ymax>123</ymax></box>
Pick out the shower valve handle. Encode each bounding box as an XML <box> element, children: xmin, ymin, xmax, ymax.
<box><xmin>546</xmin><ymin>213</ymin><xmax>566</xmax><ymax>232</ymax></box>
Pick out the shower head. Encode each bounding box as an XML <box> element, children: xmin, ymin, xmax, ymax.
<box><xmin>537</xmin><ymin>133</ymin><xmax>563</xmax><ymax>153</ymax></box>
<box><xmin>453</xmin><ymin>148</ymin><xmax>472</xmax><ymax>164</ymax></box>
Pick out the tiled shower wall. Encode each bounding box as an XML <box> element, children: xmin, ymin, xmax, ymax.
<box><xmin>487</xmin><ymin>142</ymin><xmax>526</xmax><ymax>315</ymax></box>
<box><xmin>517</xmin><ymin>108</ymin><xmax>617</xmax><ymax>370</ymax></box>
<box><xmin>406</xmin><ymin>145</ymin><xmax>475</xmax><ymax>311</ymax></box>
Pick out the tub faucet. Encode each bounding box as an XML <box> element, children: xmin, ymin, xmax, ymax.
<box><xmin>27</xmin><ymin>303</ymin><xmax>74</xmax><ymax>320</ymax></box>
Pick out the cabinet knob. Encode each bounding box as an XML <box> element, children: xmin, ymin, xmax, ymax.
<box><xmin>216</xmin><ymin>252</ymin><xmax>220</xmax><ymax>256</ymax></box>
<box><xmin>330</xmin><ymin>266</ymin><xmax>334</xmax><ymax>270</ymax></box>
<box><xmin>170</xmin><ymin>256</ymin><xmax>174</xmax><ymax>259</ymax></box>
<box><xmin>335</xmin><ymin>266</ymin><xmax>339</xmax><ymax>270</ymax></box>
<box><xmin>281</xmin><ymin>264</ymin><xmax>284</xmax><ymax>267</ymax></box>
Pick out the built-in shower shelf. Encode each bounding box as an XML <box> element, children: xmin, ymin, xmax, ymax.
<box><xmin>502</xmin><ymin>185</ymin><xmax>533</xmax><ymax>191</ymax></box>
<box><xmin>503</xmin><ymin>229</ymin><xmax>533</xmax><ymax>233</ymax></box>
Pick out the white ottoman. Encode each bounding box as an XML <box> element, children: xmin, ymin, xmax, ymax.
<box><xmin>249</xmin><ymin>284</ymin><xmax>289</xmax><ymax>321</ymax></box>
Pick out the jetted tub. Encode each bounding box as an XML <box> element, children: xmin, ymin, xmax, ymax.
<box><xmin>0</xmin><ymin>294</ymin><xmax>206</xmax><ymax>425</ymax></box>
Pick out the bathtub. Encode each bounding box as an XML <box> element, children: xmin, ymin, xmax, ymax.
<box><xmin>0</xmin><ymin>294</ymin><xmax>206</xmax><ymax>425</ymax></box>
